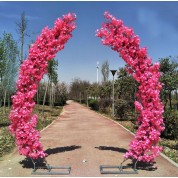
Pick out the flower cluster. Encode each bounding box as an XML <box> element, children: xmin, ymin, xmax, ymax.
<box><xmin>96</xmin><ymin>12</ymin><xmax>164</xmax><ymax>163</ymax></box>
<box><xmin>9</xmin><ymin>13</ymin><xmax>76</xmax><ymax>159</ymax></box>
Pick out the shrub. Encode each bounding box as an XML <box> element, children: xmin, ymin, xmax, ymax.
<box><xmin>99</xmin><ymin>99</ymin><xmax>111</xmax><ymax>113</ymax></box>
<box><xmin>161</xmin><ymin>110</ymin><xmax>178</xmax><ymax>139</ymax></box>
<box><xmin>0</xmin><ymin>128</ymin><xmax>15</xmax><ymax>157</ymax></box>
<box><xmin>115</xmin><ymin>99</ymin><xmax>128</xmax><ymax>120</ymax></box>
<box><xmin>88</xmin><ymin>99</ymin><xmax>99</xmax><ymax>111</ymax></box>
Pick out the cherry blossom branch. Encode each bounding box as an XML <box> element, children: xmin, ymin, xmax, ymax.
<box><xmin>96</xmin><ymin>11</ymin><xmax>164</xmax><ymax>163</ymax></box>
<box><xmin>9</xmin><ymin>13</ymin><xmax>76</xmax><ymax>159</ymax></box>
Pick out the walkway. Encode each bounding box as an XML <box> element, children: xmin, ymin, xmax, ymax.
<box><xmin>0</xmin><ymin>100</ymin><xmax>178</xmax><ymax>176</ymax></box>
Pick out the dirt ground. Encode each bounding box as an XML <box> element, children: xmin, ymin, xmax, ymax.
<box><xmin>0</xmin><ymin>100</ymin><xmax>178</xmax><ymax>177</ymax></box>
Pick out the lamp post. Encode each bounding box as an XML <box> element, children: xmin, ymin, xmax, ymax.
<box><xmin>96</xmin><ymin>61</ymin><xmax>99</xmax><ymax>83</ymax></box>
<box><xmin>86</xmin><ymin>87</ymin><xmax>89</xmax><ymax>107</ymax></box>
<box><xmin>110</xmin><ymin>70</ymin><xmax>117</xmax><ymax>117</ymax></box>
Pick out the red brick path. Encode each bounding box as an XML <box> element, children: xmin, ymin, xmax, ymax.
<box><xmin>0</xmin><ymin>100</ymin><xmax>178</xmax><ymax>176</ymax></box>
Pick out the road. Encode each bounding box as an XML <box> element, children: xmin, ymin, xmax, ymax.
<box><xmin>0</xmin><ymin>100</ymin><xmax>178</xmax><ymax>176</ymax></box>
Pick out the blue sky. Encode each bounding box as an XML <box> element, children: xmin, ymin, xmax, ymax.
<box><xmin>0</xmin><ymin>1</ymin><xmax>178</xmax><ymax>84</ymax></box>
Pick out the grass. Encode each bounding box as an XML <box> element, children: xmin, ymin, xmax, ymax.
<box><xmin>0</xmin><ymin>104</ymin><xmax>63</xmax><ymax>158</ymax></box>
<box><xmin>34</xmin><ymin>104</ymin><xmax>63</xmax><ymax>131</ymax></box>
<box><xmin>159</xmin><ymin>138</ymin><xmax>178</xmax><ymax>164</ymax></box>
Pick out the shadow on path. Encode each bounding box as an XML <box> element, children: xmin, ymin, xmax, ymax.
<box><xmin>95</xmin><ymin>146</ymin><xmax>157</xmax><ymax>171</ymax></box>
<box><xmin>0</xmin><ymin>122</ymin><xmax>10</xmax><ymax>127</ymax></box>
<box><xmin>95</xmin><ymin>146</ymin><xmax>127</xmax><ymax>153</ymax></box>
<box><xmin>45</xmin><ymin>145</ymin><xmax>81</xmax><ymax>155</ymax></box>
<box><xmin>128</xmin><ymin>161</ymin><xmax>157</xmax><ymax>171</ymax></box>
<box><xmin>19</xmin><ymin>145</ymin><xmax>81</xmax><ymax>169</ymax></box>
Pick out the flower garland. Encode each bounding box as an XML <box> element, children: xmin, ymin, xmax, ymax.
<box><xmin>9</xmin><ymin>13</ymin><xmax>76</xmax><ymax>159</ymax></box>
<box><xmin>96</xmin><ymin>12</ymin><xmax>164</xmax><ymax>163</ymax></box>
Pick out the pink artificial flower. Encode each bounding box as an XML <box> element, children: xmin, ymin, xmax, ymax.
<box><xmin>97</xmin><ymin>11</ymin><xmax>164</xmax><ymax>163</ymax></box>
<box><xmin>9</xmin><ymin>13</ymin><xmax>76</xmax><ymax>159</ymax></box>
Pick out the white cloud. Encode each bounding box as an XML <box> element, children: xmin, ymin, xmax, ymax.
<box><xmin>0</xmin><ymin>12</ymin><xmax>40</xmax><ymax>20</ymax></box>
<box><xmin>0</xmin><ymin>13</ymin><xmax>19</xmax><ymax>19</ymax></box>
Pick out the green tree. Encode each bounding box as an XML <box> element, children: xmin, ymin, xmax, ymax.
<box><xmin>47</xmin><ymin>59</ymin><xmax>58</xmax><ymax>85</ymax></box>
<box><xmin>98</xmin><ymin>81</ymin><xmax>112</xmax><ymax>113</ymax></box>
<box><xmin>48</xmin><ymin>59</ymin><xmax>58</xmax><ymax>107</ymax></box>
<box><xmin>41</xmin><ymin>58</ymin><xmax>58</xmax><ymax>116</ymax></box>
<box><xmin>159</xmin><ymin>56</ymin><xmax>178</xmax><ymax>110</ymax></box>
<box><xmin>101</xmin><ymin>60</ymin><xmax>109</xmax><ymax>83</ymax></box>
<box><xmin>0</xmin><ymin>33</ymin><xmax>18</xmax><ymax>112</ymax></box>
<box><xmin>114</xmin><ymin>67</ymin><xmax>138</xmax><ymax>119</ymax></box>
<box><xmin>69</xmin><ymin>78</ymin><xmax>90</xmax><ymax>103</ymax></box>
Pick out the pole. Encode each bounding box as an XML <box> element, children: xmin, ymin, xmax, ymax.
<box><xmin>110</xmin><ymin>70</ymin><xmax>117</xmax><ymax>117</ymax></box>
<box><xmin>112</xmin><ymin>75</ymin><xmax>114</xmax><ymax>117</ymax></box>
<box><xmin>97</xmin><ymin>61</ymin><xmax>99</xmax><ymax>83</ymax></box>
<box><xmin>87</xmin><ymin>93</ymin><xmax>88</xmax><ymax>107</ymax></box>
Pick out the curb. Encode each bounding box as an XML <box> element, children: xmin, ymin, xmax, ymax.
<box><xmin>85</xmin><ymin>105</ymin><xmax>178</xmax><ymax>168</ymax></box>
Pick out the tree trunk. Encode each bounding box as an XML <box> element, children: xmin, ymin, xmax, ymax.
<box><xmin>53</xmin><ymin>84</ymin><xmax>56</xmax><ymax>106</ymax></box>
<box><xmin>49</xmin><ymin>81</ymin><xmax>52</xmax><ymax>107</ymax></box>
<box><xmin>80</xmin><ymin>92</ymin><xmax>81</xmax><ymax>103</ymax></box>
<box><xmin>175</xmin><ymin>89</ymin><xmax>178</xmax><ymax>110</ymax></box>
<box><xmin>169</xmin><ymin>90</ymin><xmax>172</xmax><ymax>110</ymax></box>
<box><xmin>42</xmin><ymin>80</ymin><xmax>49</xmax><ymax>118</ymax></box>
<box><xmin>51</xmin><ymin>83</ymin><xmax>55</xmax><ymax>107</ymax></box>
<box><xmin>8</xmin><ymin>93</ymin><xmax>10</xmax><ymax>108</ymax></box>
<box><xmin>3</xmin><ymin>88</ymin><xmax>7</xmax><ymax>114</ymax></box>
<box><xmin>20</xmin><ymin>30</ymin><xmax>24</xmax><ymax>64</ymax></box>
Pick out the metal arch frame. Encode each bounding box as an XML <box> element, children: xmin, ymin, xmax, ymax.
<box><xmin>100</xmin><ymin>159</ymin><xmax>138</xmax><ymax>174</ymax></box>
<box><xmin>31</xmin><ymin>158</ymin><xmax>71</xmax><ymax>175</ymax></box>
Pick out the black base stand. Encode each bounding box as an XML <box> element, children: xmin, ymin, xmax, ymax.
<box><xmin>100</xmin><ymin>159</ymin><xmax>138</xmax><ymax>174</ymax></box>
<box><xmin>31</xmin><ymin>158</ymin><xmax>71</xmax><ymax>175</ymax></box>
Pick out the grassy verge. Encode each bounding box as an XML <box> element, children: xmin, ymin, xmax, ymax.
<box><xmin>0</xmin><ymin>105</ymin><xmax>63</xmax><ymax>158</ymax></box>
<box><xmin>159</xmin><ymin>138</ymin><xmax>178</xmax><ymax>164</ymax></box>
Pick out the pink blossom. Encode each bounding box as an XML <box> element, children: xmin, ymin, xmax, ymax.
<box><xmin>9</xmin><ymin>13</ymin><xmax>76</xmax><ymax>159</ymax></box>
<box><xmin>96</xmin><ymin>12</ymin><xmax>164</xmax><ymax>163</ymax></box>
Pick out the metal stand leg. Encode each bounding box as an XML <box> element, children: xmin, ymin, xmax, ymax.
<box><xmin>100</xmin><ymin>159</ymin><xmax>138</xmax><ymax>174</ymax></box>
<box><xmin>31</xmin><ymin>158</ymin><xmax>71</xmax><ymax>175</ymax></box>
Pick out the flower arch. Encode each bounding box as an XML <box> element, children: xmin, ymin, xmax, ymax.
<box><xmin>96</xmin><ymin>12</ymin><xmax>164</xmax><ymax>163</ymax></box>
<box><xmin>9</xmin><ymin>13</ymin><xmax>76</xmax><ymax>159</ymax></box>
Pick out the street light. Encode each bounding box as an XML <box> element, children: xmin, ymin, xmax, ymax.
<box><xmin>86</xmin><ymin>87</ymin><xmax>89</xmax><ymax>107</ymax></box>
<box><xmin>110</xmin><ymin>70</ymin><xmax>117</xmax><ymax>117</ymax></box>
<box><xmin>96</xmin><ymin>61</ymin><xmax>99</xmax><ymax>83</ymax></box>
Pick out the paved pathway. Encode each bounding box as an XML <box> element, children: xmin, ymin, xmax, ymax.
<box><xmin>0</xmin><ymin>100</ymin><xmax>178</xmax><ymax>176</ymax></box>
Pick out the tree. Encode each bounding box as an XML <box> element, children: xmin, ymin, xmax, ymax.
<box><xmin>0</xmin><ymin>33</ymin><xmax>18</xmax><ymax>112</ymax></box>
<box><xmin>114</xmin><ymin>67</ymin><xmax>138</xmax><ymax>119</ymax></box>
<box><xmin>55</xmin><ymin>82</ymin><xmax>68</xmax><ymax>106</ymax></box>
<box><xmin>48</xmin><ymin>59</ymin><xmax>58</xmax><ymax>107</ymax></box>
<box><xmin>101</xmin><ymin>60</ymin><xmax>109</xmax><ymax>83</ymax></box>
<box><xmin>16</xmin><ymin>11</ymin><xmax>29</xmax><ymax>64</ymax></box>
<box><xmin>47</xmin><ymin>58</ymin><xmax>58</xmax><ymax>85</ymax></box>
<box><xmin>0</xmin><ymin>39</ymin><xmax>6</xmax><ymax>107</ymax></box>
<box><xmin>98</xmin><ymin>81</ymin><xmax>112</xmax><ymax>113</ymax></box>
<box><xmin>41</xmin><ymin>58</ymin><xmax>58</xmax><ymax>117</ymax></box>
<box><xmin>69</xmin><ymin>78</ymin><xmax>90</xmax><ymax>103</ymax></box>
<box><xmin>159</xmin><ymin>56</ymin><xmax>178</xmax><ymax>110</ymax></box>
